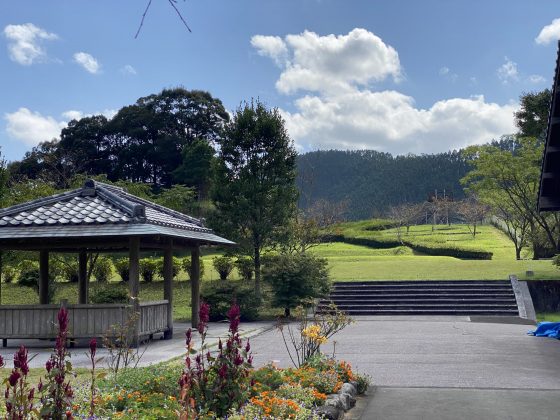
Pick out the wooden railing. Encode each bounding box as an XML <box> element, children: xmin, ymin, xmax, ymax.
<box><xmin>0</xmin><ymin>301</ymin><xmax>169</xmax><ymax>346</ymax></box>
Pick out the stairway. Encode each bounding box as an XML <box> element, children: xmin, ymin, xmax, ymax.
<box><xmin>318</xmin><ymin>280</ymin><xmax>520</xmax><ymax>316</ymax></box>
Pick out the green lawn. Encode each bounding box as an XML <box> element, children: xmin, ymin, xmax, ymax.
<box><xmin>312</xmin><ymin>223</ymin><xmax>560</xmax><ymax>281</ymax></box>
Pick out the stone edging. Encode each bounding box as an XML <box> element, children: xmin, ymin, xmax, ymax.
<box><xmin>316</xmin><ymin>381</ymin><xmax>365</xmax><ymax>420</ymax></box>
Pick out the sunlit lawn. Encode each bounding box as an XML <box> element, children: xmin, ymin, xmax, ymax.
<box><xmin>311</xmin><ymin>223</ymin><xmax>560</xmax><ymax>281</ymax></box>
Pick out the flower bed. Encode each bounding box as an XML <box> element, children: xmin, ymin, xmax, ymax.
<box><xmin>0</xmin><ymin>304</ymin><xmax>369</xmax><ymax>419</ymax></box>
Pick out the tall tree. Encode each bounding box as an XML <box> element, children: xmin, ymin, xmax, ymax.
<box><xmin>212</xmin><ymin>101</ymin><xmax>298</xmax><ymax>296</ymax></box>
<box><xmin>462</xmin><ymin>137</ymin><xmax>558</xmax><ymax>258</ymax></box>
<box><xmin>514</xmin><ymin>89</ymin><xmax>551</xmax><ymax>139</ymax></box>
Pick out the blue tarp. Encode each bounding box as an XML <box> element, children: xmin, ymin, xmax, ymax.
<box><xmin>528</xmin><ymin>322</ymin><xmax>560</xmax><ymax>339</ymax></box>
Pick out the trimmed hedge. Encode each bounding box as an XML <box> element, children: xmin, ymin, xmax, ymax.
<box><xmin>324</xmin><ymin>233</ymin><xmax>493</xmax><ymax>260</ymax></box>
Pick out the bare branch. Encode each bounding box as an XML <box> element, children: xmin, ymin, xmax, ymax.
<box><xmin>168</xmin><ymin>0</ymin><xmax>192</xmax><ymax>32</ymax></box>
<box><xmin>135</xmin><ymin>0</ymin><xmax>153</xmax><ymax>39</ymax></box>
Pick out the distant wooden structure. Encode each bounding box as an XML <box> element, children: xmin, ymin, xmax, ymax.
<box><xmin>0</xmin><ymin>180</ymin><xmax>233</xmax><ymax>346</ymax></box>
<box><xmin>538</xmin><ymin>41</ymin><xmax>560</xmax><ymax>212</ymax></box>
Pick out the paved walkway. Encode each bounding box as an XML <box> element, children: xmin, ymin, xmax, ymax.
<box><xmin>0</xmin><ymin>321</ymin><xmax>275</xmax><ymax>368</ymax></box>
<box><xmin>248</xmin><ymin>316</ymin><xmax>560</xmax><ymax>419</ymax></box>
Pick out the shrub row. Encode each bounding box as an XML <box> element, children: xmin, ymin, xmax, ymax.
<box><xmin>325</xmin><ymin>233</ymin><xmax>493</xmax><ymax>260</ymax></box>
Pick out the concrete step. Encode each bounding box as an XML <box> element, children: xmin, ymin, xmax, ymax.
<box><xmin>321</xmin><ymin>280</ymin><xmax>520</xmax><ymax>317</ymax></box>
<box><xmin>328</xmin><ymin>293</ymin><xmax>515</xmax><ymax>300</ymax></box>
<box><xmin>317</xmin><ymin>309</ymin><xmax>521</xmax><ymax>315</ymax></box>
<box><xmin>332</xmin><ymin>280</ymin><xmax>511</xmax><ymax>287</ymax></box>
<box><xmin>320</xmin><ymin>298</ymin><xmax>517</xmax><ymax>305</ymax></box>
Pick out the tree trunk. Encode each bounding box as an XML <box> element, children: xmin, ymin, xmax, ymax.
<box><xmin>254</xmin><ymin>246</ymin><xmax>261</xmax><ymax>298</ymax></box>
<box><xmin>515</xmin><ymin>246</ymin><xmax>521</xmax><ymax>260</ymax></box>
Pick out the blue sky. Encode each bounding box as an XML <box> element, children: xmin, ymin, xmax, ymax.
<box><xmin>1</xmin><ymin>0</ymin><xmax>559</xmax><ymax>161</ymax></box>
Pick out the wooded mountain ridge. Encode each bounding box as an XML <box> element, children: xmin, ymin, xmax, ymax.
<box><xmin>297</xmin><ymin>149</ymin><xmax>471</xmax><ymax>220</ymax></box>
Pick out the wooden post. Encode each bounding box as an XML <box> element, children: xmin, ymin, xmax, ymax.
<box><xmin>163</xmin><ymin>239</ymin><xmax>174</xmax><ymax>339</ymax></box>
<box><xmin>191</xmin><ymin>247</ymin><xmax>200</xmax><ymax>328</ymax></box>
<box><xmin>39</xmin><ymin>250</ymin><xmax>49</xmax><ymax>304</ymax></box>
<box><xmin>129</xmin><ymin>237</ymin><xmax>140</xmax><ymax>346</ymax></box>
<box><xmin>78</xmin><ymin>251</ymin><xmax>88</xmax><ymax>304</ymax></box>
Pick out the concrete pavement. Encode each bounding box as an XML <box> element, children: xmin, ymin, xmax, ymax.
<box><xmin>0</xmin><ymin>321</ymin><xmax>275</xmax><ymax>368</ymax></box>
<box><xmin>248</xmin><ymin>316</ymin><xmax>560</xmax><ymax>419</ymax></box>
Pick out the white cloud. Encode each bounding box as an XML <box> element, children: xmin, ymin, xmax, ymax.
<box><xmin>527</xmin><ymin>74</ymin><xmax>546</xmax><ymax>84</ymax></box>
<box><xmin>3</xmin><ymin>23</ymin><xmax>58</xmax><ymax>65</ymax></box>
<box><xmin>61</xmin><ymin>110</ymin><xmax>83</xmax><ymax>121</ymax></box>
<box><xmin>536</xmin><ymin>18</ymin><xmax>560</xmax><ymax>45</ymax></box>
<box><xmin>73</xmin><ymin>52</ymin><xmax>100</xmax><ymax>74</ymax></box>
<box><xmin>251</xmin><ymin>35</ymin><xmax>288</xmax><ymax>66</ymax></box>
<box><xmin>497</xmin><ymin>57</ymin><xmax>519</xmax><ymax>84</ymax></box>
<box><xmin>252</xmin><ymin>29</ymin><xmax>401</xmax><ymax>95</ymax></box>
<box><xmin>251</xmin><ymin>28</ymin><xmax>517</xmax><ymax>155</ymax></box>
<box><xmin>282</xmin><ymin>92</ymin><xmax>516</xmax><ymax>154</ymax></box>
<box><xmin>121</xmin><ymin>64</ymin><xmax>137</xmax><ymax>75</ymax></box>
<box><xmin>5</xmin><ymin>108</ymin><xmax>65</xmax><ymax>146</ymax></box>
<box><xmin>4</xmin><ymin>107</ymin><xmax>118</xmax><ymax>147</ymax></box>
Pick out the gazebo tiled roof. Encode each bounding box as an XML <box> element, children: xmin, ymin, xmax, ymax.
<box><xmin>0</xmin><ymin>179</ymin><xmax>234</xmax><ymax>245</ymax></box>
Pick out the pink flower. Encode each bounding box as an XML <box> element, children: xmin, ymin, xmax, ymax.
<box><xmin>0</xmin><ymin>354</ymin><xmax>4</xmax><ymax>368</ymax></box>
<box><xmin>245</xmin><ymin>338</ymin><xmax>251</xmax><ymax>353</ymax></box>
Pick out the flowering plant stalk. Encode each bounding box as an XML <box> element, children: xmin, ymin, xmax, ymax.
<box><xmin>276</xmin><ymin>301</ymin><xmax>353</xmax><ymax>367</ymax></box>
<box><xmin>179</xmin><ymin>302</ymin><xmax>253</xmax><ymax>418</ymax></box>
<box><xmin>39</xmin><ymin>307</ymin><xmax>75</xmax><ymax>419</ymax></box>
<box><xmin>3</xmin><ymin>345</ymin><xmax>36</xmax><ymax>419</ymax></box>
<box><xmin>87</xmin><ymin>338</ymin><xmax>106</xmax><ymax>418</ymax></box>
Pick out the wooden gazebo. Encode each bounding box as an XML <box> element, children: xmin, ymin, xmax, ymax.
<box><xmin>0</xmin><ymin>179</ymin><xmax>233</xmax><ymax>345</ymax></box>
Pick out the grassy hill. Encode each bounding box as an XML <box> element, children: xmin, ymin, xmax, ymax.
<box><xmin>313</xmin><ymin>221</ymin><xmax>559</xmax><ymax>281</ymax></box>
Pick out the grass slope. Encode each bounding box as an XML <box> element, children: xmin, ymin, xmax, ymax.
<box><xmin>313</xmin><ymin>222</ymin><xmax>559</xmax><ymax>281</ymax></box>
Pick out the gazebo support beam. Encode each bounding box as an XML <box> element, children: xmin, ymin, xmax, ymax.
<box><xmin>78</xmin><ymin>251</ymin><xmax>88</xmax><ymax>304</ymax></box>
<box><xmin>39</xmin><ymin>250</ymin><xmax>49</xmax><ymax>304</ymax></box>
<box><xmin>163</xmin><ymin>239</ymin><xmax>173</xmax><ymax>339</ymax></box>
<box><xmin>191</xmin><ymin>247</ymin><xmax>200</xmax><ymax>328</ymax></box>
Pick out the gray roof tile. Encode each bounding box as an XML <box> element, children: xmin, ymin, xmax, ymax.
<box><xmin>0</xmin><ymin>180</ymin><xmax>234</xmax><ymax>246</ymax></box>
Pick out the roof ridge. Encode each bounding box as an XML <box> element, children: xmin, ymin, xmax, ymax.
<box><xmin>0</xmin><ymin>188</ymin><xmax>82</xmax><ymax>219</ymax></box>
<box><xmin>94</xmin><ymin>185</ymin><xmax>146</xmax><ymax>220</ymax></box>
<box><xmin>116</xmin><ymin>189</ymin><xmax>205</xmax><ymax>228</ymax></box>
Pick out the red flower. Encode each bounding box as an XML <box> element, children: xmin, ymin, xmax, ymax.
<box><xmin>57</xmin><ymin>307</ymin><xmax>69</xmax><ymax>334</ymax></box>
<box><xmin>227</xmin><ymin>304</ymin><xmax>240</xmax><ymax>333</ymax></box>
<box><xmin>14</xmin><ymin>345</ymin><xmax>29</xmax><ymax>375</ymax></box>
<box><xmin>8</xmin><ymin>370</ymin><xmax>21</xmax><ymax>387</ymax></box>
<box><xmin>89</xmin><ymin>338</ymin><xmax>97</xmax><ymax>357</ymax></box>
<box><xmin>186</xmin><ymin>328</ymin><xmax>193</xmax><ymax>346</ymax></box>
<box><xmin>198</xmin><ymin>302</ymin><xmax>210</xmax><ymax>334</ymax></box>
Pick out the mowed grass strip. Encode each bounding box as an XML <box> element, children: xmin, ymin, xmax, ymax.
<box><xmin>312</xmin><ymin>222</ymin><xmax>560</xmax><ymax>281</ymax></box>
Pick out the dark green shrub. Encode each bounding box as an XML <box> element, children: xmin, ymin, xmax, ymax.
<box><xmin>60</xmin><ymin>260</ymin><xmax>79</xmax><ymax>283</ymax></box>
<box><xmin>18</xmin><ymin>260</ymin><xmax>56</xmax><ymax>302</ymax></box>
<box><xmin>114</xmin><ymin>258</ymin><xmax>129</xmax><ymax>282</ymax></box>
<box><xmin>93</xmin><ymin>256</ymin><xmax>113</xmax><ymax>283</ymax></box>
<box><xmin>90</xmin><ymin>285</ymin><xmax>129</xmax><ymax>304</ymax></box>
<box><xmin>139</xmin><ymin>258</ymin><xmax>158</xmax><ymax>282</ymax></box>
<box><xmin>201</xmin><ymin>281</ymin><xmax>261</xmax><ymax>321</ymax></box>
<box><xmin>156</xmin><ymin>256</ymin><xmax>181</xmax><ymax>280</ymax></box>
<box><xmin>2</xmin><ymin>266</ymin><xmax>18</xmax><ymax>283</ymax></box>
<box><xmin>263</xmin><ymin>253</ymin><xmax>331</xmax><ymax>316</ymax></box>
<box><xmin>235</xmin><ymin>257</ymin><xmax>254</xmax><ymax>281</ymax></box>
<box><xmin>181</xmin><ymin>256</ymin><xmax>205</xmax><ymax>280</ymax></box>
<box><xmin>212</xmin><ymin>256</ymin><xmax>234</xmax><ymax>280</ymax></box>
